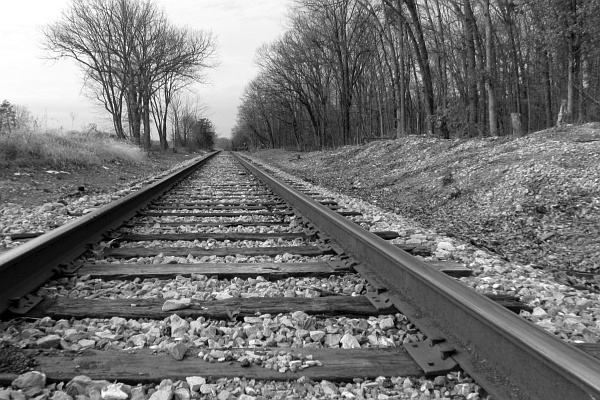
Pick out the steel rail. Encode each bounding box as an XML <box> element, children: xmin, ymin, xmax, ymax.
<box><xmin>0</xmin><ymin>151</ymin><xmax>220</xmax><ymax>315</ymax></box>
<box><xmin>233</xmin><ymin>152</ymin><xmax>600</xmax><ymax>400</ymax></box>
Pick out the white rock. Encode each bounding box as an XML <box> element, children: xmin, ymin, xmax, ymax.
<box><xmin>11</xmin><ymin>371</ymin><xmax>46</xmax><ymax>389</ymax></box>
<box><xmin>128</xmin><ymin>320</ymin><xmax>142</xmax><ymax>330</ymax></box>
<box><xmin>170</xmin><ymin>315</ymin><xmax>190</xmax><ymax>334</ymax></box>
<box><xmin>454</xmin><ymin>383</ymin><xmax>473</xmax><ymax>396</ymax></box>
<box><xmin>129</xmin><ymin>334</ymin><xmax>146</xmax><ymax>347</ymax></box>
<box><xmin>377</xmin><ymin>336</ymin><xmax>395</xmax><ymax>347</ymax></box>
<box><xmin>325</xmin><ymin>333</ymin><xmax>342</xmax><ymax>347</ymax></box>
<box><xmin>435</xmin><ymin>250</ymin><xmax>451</xmax><ymax>259</ymax></box>
<box><xmin>320</xmin><ymin>380</ymin><xmax>338</xmax><ymax>396</ymax></box>
<box><xmin>162</xmin><ymin>298</ymin><xmax>191</xmax><ymax>312</ymax></box>
<box><xmin>379</xmin><ymin>317</ymin><xmax>395</xmax><ymax>330</ymax></box>
<box><xmin>95</xmin><ymin>331</ymin><xmax>118</xmax><ymax>340</ymax></box>
<box><xmin>173</xmin><ymin>388</ymin><xmax>190</xmax><ymax>400</ymax></box>
<box><xmin>186</xmin><ymin>377</ymin><xmax>206</xmax><ymax>392</ymax></box>
<box><xmin>296</xmin><ymin>329</ymin><xmax>310</xmax><ymax>339</ymax></box>
<box><xmin>101</xmin><ymin>384</ymin><xmax>128</xmax><ymax>400</ymax></box>
<box><xmin>131</xmin><ymin>387</ymin><xmax>145</xmax><ymax>400</ymax></box>
<box><xmin>157</xmin><ymin>380</ymin><xmax>173</xmax><ymax>392</ymax></box>
<box><xmin>216</xmin><ymin>391</ymin><xmax>230</xmax><ymax>400</ymax></box>
<box><xmin>291</xmin><ymin>311</ymin><xmax>309</xmax><ymax>321</ymax></box>
<box><xmin>436</xmin><ymin>242</ymin><xmax>455</xmax><ymax>252</ymax></box>
<box><xmin>109</xmin><ymin>317</ymin><xmax>127</xmax><ymax>329</ymax></box>
<box><xmin>148</xmin><ymin>390</ymin><xmax>172</xmax><ymax>400</ymax></box>
<box><xmin>37</xmin><ymin>335</ymin><xmax>61</xmax><ymax>349</ymax></box>
<box><xmin>576</xmin><ymin>298</ymin><xmax>591</xmax><ymax>310</ymax></box>
<box><xmin>162</xmin><ymin>291</ymin><xmax>178</xmax><ymax>299</ymax></box>
<box><xmin>367</xmin><ymin>335</ymin><xmax>378</xmax><ymax>345</ymax></box>
<box><xmin>532</xmin><ymin>307</ymin><xmax>548</xmax><ymax>317</ymax></box>
<box><xmin>214</xmin><ymin>292</ymin><xmax>233</xmax><ymax>300</ymax></box>
<box><xmin>199</xmin><ymin>384</ymin><xmax>215</xmax><ymax>395</ymax></box>
<box><xmin>340</xmin><ymin>333</ymin><xmax>361</xmax><ymax>349</ymax></box>
<box><xmin>51</xmin><ymin>392</ymin><xmax>73</xmax><ymax>400</ymax></box>
<box><xmin>309</xmin><ymin>330</ymin><xmax>326</xmax><ymax>342</ymax></box>
<box><xmin>78</xmin><ymin>339</ymin><xmax>96</xmax><ymax>349</ymax></box>
<box><xmin>189</xmin><ymin>320</ymin><xmax>203</xmax><ymax>335</ymax></box>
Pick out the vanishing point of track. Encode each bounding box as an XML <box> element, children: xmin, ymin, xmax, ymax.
<box><xmin>1</xmin><ymin>152</ymin><xmax>599</xmax><ymax>400</ymax></box>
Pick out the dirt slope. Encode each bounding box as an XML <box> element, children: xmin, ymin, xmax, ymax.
<box><xmin>0</xmin><ymin>152</ymin><xmax>194</xmax><ymax>208</ymax></box>
<box><xmin>252</xmin><ymin>124</ymin><xmax>600</xmax><ymax>273</ymax></box>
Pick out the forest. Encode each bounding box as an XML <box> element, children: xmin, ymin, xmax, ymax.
<box><xmin>232</xmin><ymin>0</ymin><xmax>600</xmax><ymax>150</ymax></box>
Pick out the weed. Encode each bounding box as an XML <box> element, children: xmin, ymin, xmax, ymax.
<box><xmin>449</xmin><ymin>186</ymin><xmax>462</xmax><ymax>199</ymax></box>
<box><xmin>441</xmin><ymin>170</ymin><xmax>454</xmax><ymax>187</ymax></box>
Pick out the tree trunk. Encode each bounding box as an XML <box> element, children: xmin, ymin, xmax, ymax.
<box><xmin>577</xmin><ymin>51</ymin><xmax>584</xmax><ymax>122</ymax></box>
<box><xmin>127</xmin><ymin>90</ymin><xmax>141</xmax><ymax>145</ymax></box>
<box><xmin>541</xmin><ymin>49</ymin><xmax>553</xmax><ymax>128</ymax></box>
<box><xmin>566</xmin><ymin>0</ymin><xmax>580</xmax><ymax>121</ymax></box>
<box><xmin>402</xmin><ymin>0</ymin><xmax>435</xmax><ymax>135</ymax></box>
<box><xmin>397</xmin><ymin>18</ymin><xmax>406</xmax><ymax>137</ymax></box>
<box><xmin>511</xmin><ymin>112</ymin><xmax>523</xmax><ymax>137</ymax></box>
<box><xmin>557</xmin><ymin>99</ymin><xmax>567</xmax><ymax>126</ymax></box>
<box><xmin>112</xmin><ymin>114</ymin><xmax>125</xmax><ymax>139</ymax></box>
<box><xmin>160</xmin><ymin>116</ymin><xmax>169</xmax><ymax>150</ymax></box>
<box><xmin>464</xmin><ymin>0</ymin><xmax>478</xmax><ymax>132</ymax></box>
<box><xmin>434</xmin><ymin>0</ymin><xmax>448</xmax><ymax>112</ymax></box>
<box><xmin>484</xmin><ymin>0</ymin><xmax>498</xmax><ymax>136</ymax></box>
<box><xmin>142</xmin><ymin>92</ymin><xmax>152</xmax><ymax>150</ymax></box>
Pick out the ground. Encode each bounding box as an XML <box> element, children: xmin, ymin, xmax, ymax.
<box><xmin>2</xmin><ymin>125</ymin><xmax>599</xmax><ymax>278</ymax></box>
<box><xmin>0</xmin><ymin>152</ymin><xmax>193</xmax><ymax>208</ymax></box>
<box><xmin>251</xmin><ymin>124</ymin><xmax>600</xmax><ymax>278</ymax></box>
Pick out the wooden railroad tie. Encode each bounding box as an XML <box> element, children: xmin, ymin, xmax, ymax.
<box><xmin>0</xmin><ymin>348</ymin><xmax>422</xmax><ymax>384</ymax></box>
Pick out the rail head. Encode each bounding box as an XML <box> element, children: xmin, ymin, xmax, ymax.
<box><xmin>233</xmin><ymin>152</ymin><xmax>600</xmax><ymax>400</ymax></box>
<box><xmin>0</xmin><ymin>151</ymin><xmax>220</xmax><ymax>315</ymax></box>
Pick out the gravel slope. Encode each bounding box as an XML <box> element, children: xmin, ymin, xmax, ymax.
<box><xmin>244</xmin><ymin>154</ymin><xmax>600</xmax><ymax>346</ymax></box>
<box><xmin>252</xmin><ymin>124</ymin><xmax>600</xmax><ymax>274</ymax></box>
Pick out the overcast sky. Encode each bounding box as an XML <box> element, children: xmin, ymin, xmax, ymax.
<box><xmin>0</xmin><ymin>0</ymin><xmax>290</xmax><ymax>137</ymax></box>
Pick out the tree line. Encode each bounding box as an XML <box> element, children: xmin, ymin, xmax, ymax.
<box><xmin>42</xmin><ymin>0</ymin><xmax>217</xmax><ymax>150</ymax></box>
<box><xmin>0</xmin><ymin>100</ymin><xmax>37</xmax><ymax>135</ymax></box>
<box><xmin>233</xmin><ymin>0</ymin><xmax>600</xmax><ymax>150</ymax></box>
<box><xmin>0</xmin><ymin>100</ymin><xmax>17</xmax><ymax>134</ymax></box>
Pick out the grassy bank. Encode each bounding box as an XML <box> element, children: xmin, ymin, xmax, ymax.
<box><xmin>0</xmin><ymin>130</ymin><xmax>146</xmax><ymax>169</ymax></box>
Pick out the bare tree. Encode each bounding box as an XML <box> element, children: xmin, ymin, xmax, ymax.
<box><xmin>42</xmin><ymin>0</ymin><xmax>138</xmax><ymax>139</ymax></box>
<box><xmin>150</xmin><ymin>27</ymin><xmax>217</xmax><ymax>150</ymax></box>
<box><xmin>169</xmin><ymin>93</ymin><xmax>208</xmax><ymax>148</ymax></box>
<box><xmin>42</xmin><ymin>0</ymin><xmax>217</xmax><ymax>150</ymax></box>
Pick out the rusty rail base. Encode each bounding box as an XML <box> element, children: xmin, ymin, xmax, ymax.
<box><xmin>0</xmin><ymin>151</ymin><xmax>220</xmax><ymax>315</ymax></box>
<box><xmin>233</xmin><ymin>152</ymin><xmax>600</xmax><ymax>400</ymax></box>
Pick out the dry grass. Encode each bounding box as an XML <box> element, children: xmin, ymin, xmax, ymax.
<box><xmin>0</xmin><ymin>129</ymin><xmax>147</xmax><ymax>169</ymax></box>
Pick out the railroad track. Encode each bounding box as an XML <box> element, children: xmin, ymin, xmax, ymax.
<box><xmin>0</xmin><ymin>152</ymin><xmax>599</xmax><ymax>399</ymax></box>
